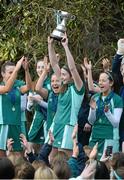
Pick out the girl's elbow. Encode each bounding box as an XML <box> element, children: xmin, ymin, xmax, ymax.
<box><xmin>113</xmin><ymin>122</ymin><xmax>119</xmax><ymax>128</ymax></box>
<box><xmin>88</xmin><ymin>118</ymin><xmax>95</xmax><ymax>125</ymax></box>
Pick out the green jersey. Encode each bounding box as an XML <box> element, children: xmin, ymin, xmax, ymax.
<box><xmin>91</xmin><ymin>92</ymin><xmax>123</xmax><ymax>140</ymax></box>
<box><xmin>47</xmin><ymin>90</ymin><xmax>58</xmax><ymax>131</ymax></box>
<box><xmin>52</xmin><ymin>83</ymin><xmax>85</xmax><ymax>149</ymax></box>
<box><xmin>0</xmin><ymin>80</ymin><xmax>24</xmax><ymax>125</ymax></box>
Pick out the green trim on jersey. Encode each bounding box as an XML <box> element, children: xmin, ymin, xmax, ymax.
<box><xmin>47</xmin><ymin>91</ymin><xmax>58</xmax><ymax>132</ymax></box>
<box><xmin>28</xmin><ymin>110</ymin><xmax>45</xmax><ymax>144</ymax></box>
<box><xmin>28</xmin><ymin>75</ymin><xmax>51</xmax><ymax>144</ymax></box>
<box><xmin>52</xmin><ymin>83</ymin><xmax>85</xmax><ymax>149</ymax></box>
<box><xmin>0</xmin><ymin>124</ymin><xmax>23</xmax><ymax>151</ymax></box>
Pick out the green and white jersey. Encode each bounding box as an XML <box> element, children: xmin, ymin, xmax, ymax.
<box><xmin>54</xmin><ymin>83</ymin><xmax>85</xmax><ymax>126</ymax></box>
<box><xmin>0</xmin><ymin>80</ymin><xmax>24</xmax><ymax>125</ymax></box>
<box><xmin>28</xmin><ymin>75</ymin><xmax>51</xmax><ymax>143</ymax></box>
<box><xmin>51</xmin><ymin>83</ymin><xmax>85</xmax><ymax>149</ymax></box>
<box><xmin>91</xmin><ymin>92</ymin><xmax>123</xmax><ymax>140</ymax></box>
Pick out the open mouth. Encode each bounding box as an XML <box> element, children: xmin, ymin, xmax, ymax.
<box><xmin>52</xmin><ymin>85</ymin><xmax>60</xmax><ymax>92</ymax></box>
<box><xmin>100</xmin><ymin>86</ymin><xmax>104</xmax><ymax>90</ymax></box>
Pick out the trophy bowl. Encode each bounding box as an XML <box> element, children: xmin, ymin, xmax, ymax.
<box><xmin>51</xmin><ymin>24</ymin><xmax>66</xmax><ymax>41</ymax></box>
<box><xmin>50</xmin><ymin>10</ymin><xmax>75</xmax><ymax>41</ymax></box>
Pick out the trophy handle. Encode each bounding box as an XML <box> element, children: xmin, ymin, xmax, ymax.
<box><xmin>54</xmin><ymin>10</ymin><xmax>62</xmax><ymax>25</ymax></box>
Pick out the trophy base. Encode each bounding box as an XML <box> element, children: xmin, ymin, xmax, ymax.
<box><xmin>50</xmin><ymin>34</ymin><xmax>63</xmax><ymax>41</ymax></box>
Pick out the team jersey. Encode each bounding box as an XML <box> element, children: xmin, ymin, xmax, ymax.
<box><xmin>28</xmin><ymin>75</ymin><xmax>51</xmax><ymax>143</ymax></box>
<box><xmin>54</xmin><ymin>83</ymin><xmax>85</xmax><ymax>126</ymax></box>
<box><xmin>0</xmin><ymin>80</ymin><xmax>25</xmax><ymax>125</ymax></box>
<box><xmin>91</xmin><ymin>92</ymin><xmax>123</xmax><ymax>140</ymax></box>
<box><xmin>52</xmin><ymin>83</ymin><xmax>85</xmax><ymax>148</ymax></box>
<box><xmin>47</xmin><ymin>91</ymin><xmax>58</xmax><ymax>131</ymax></box>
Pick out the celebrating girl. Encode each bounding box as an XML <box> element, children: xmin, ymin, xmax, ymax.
<box><xmin>47</xmin><ymin>34</ymin><xmax>85</xmax><ymax>157</ymax></box>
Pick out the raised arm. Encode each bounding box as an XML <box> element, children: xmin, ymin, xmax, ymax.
<box><xmin>0</xmin><ymin>57</ymin><xmax>24</xmax><ymax>94</ymax></box>
<box><xmin>84</xmin><ymin>57</ymin><xmax>101</xmax><ymax>93</ymax></box>
<box><xmin>88</xmin><ymin>98</ymin><xmax>97</xmax><ymax>125</ymax></box>
<box><xmin>48</xmin><ymin>37</ymin><xmax>61</xmax><ymax>77</ymax></box>
<box><xmin>112</xmin><ymin>39</ymin><xmax>124</xmax><ymax>87</ymax></box>
<box><xmin>35</xmin><ymin>56</ymin><xmax>49</xmax><ymax>100</ymax></box>
<box><xmin>102</xmin><ymin>58</ymin><xmax>111</xmax><ymax>72</ymax></box>
<box><xmin>112</xmin><ymin>54</ymin><xmax>123</xmax><ymax>84</ymax></box>
<box><xmin>20</xmin><ymin>58</ymin><xmax>32</xmax><ymax>94</ymax></box>
<box><xmin>61</xmin><ymin>34</ymin><xmax>83</xmax><ymax>91</ymax></box>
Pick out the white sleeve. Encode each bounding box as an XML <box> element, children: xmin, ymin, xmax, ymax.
<box><xmin>21</xmin><ymin>94</ymin><xmax>27</xmax><ymax>112</ymax></box>
<box><xmin>26</xmin><ymin>92</ymin><xmax>34</xmax><ymax>112</ymax></box>
<box><xmin>37</xmin><ymin>100</ymin><xmax>48</xmax><ymax>109</ymax></box>
<box><xmin>105</xmin><ymin>108</ymin><xmax>123</xmax><ymax>128</ymax></box>
<box><xmin>27</xmin><ymin>99</ymin><xmax>34</xmax><ymax>112</ymax></box>
<box><xmin>88</xmin><ymin>108</ymin><xmax>96</xmax><ymax>125</ymax></box>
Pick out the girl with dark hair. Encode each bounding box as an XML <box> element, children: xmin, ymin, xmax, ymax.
<box><xmin>0</xmin><ymin>57</ymin><xmax>31</xmax><ymax>157</ymax></box>
<box><xmin>0</xmin><ymin>157</ymin><xmax>15</xmax><ymax>179</ymax></box>
<box><xmin>95</xmin><ymin>160</ymin><xmax>110</xmax><ymax>179</ymax></box>
<box><xmin>27</xmin><ymin>56</ymin><xmax>51</xmax><ymax>146</ymax></box>
<box><xmin>35</xmin><ymin>58</ymin><xmax>61</xmax><ymax>135</ymax></box>
<box><xmin>88</xmin><ymin>71</ymin><xmax>123</xmax><ymax>159</ymax></box>
<box><xmin>47</xmin><ymin>34</ymin><xmax>85</xmax><ymax>158</ymax></box>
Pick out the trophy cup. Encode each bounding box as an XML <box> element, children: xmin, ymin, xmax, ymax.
<box><xmin>51</xmin><ymin>10</ymin><xmax>75</xmax><ymax>41</ymax></box>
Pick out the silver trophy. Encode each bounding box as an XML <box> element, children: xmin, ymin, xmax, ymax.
<box><xmin>51</xmin><ymin>10</ymin><xmax>75</xmax><ymax>41</ymax></box>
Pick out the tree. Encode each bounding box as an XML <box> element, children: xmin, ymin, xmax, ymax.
<box><xmin>0</xmin><ymin>0</ymin><xmax>124</xmax><ymax>69</ymax></box>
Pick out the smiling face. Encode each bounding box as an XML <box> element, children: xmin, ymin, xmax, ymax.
<box><xmin>61</xmin><ymin>68</ymin><xmax>72</xmax><ymax>85</ymax></box>
<box><xmin>98</xmin><ymin>73</ymin><xmax>113</xmax><ymax>96</ymax></box>
<box><xmin>2</xmin><ymin>65</ymin><xmax>15</xmax><ymax>82</ymax></box>
<box><xmin>36</xmin><ymin>61</ymin><xmax>45</xmax><ymax>77</ymax></box>
<box><xmin>51</xmin><ymin>74</ymin><xmax>61</xmax><ymax>94</ymax></box>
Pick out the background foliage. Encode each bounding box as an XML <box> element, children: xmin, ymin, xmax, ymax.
<box><xmin>0</xmin><ymin>0</ymin><xmax>124</xmax><ymax>72</ymax></box>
